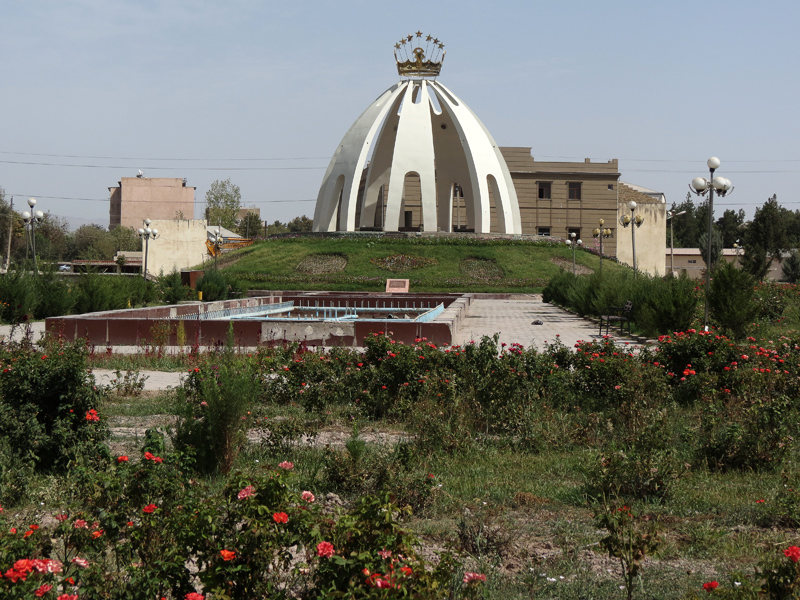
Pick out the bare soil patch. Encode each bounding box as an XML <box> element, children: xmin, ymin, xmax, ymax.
<box><xmin>295</xmin><ymin>253</ymin><xmax>348</xmax><ymax>274</ymax></box>
<box><xmin>550</xmin><ymin>256</ymin><xmax>595</xmax><ymax>275</ymax></box>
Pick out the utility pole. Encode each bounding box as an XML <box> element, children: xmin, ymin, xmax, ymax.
<box><xmin>5</xmin><ymin>197</ymin><xmax>13</xmax><ymax>270</ymax></box>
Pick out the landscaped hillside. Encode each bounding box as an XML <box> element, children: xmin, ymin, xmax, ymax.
<box><xmin>214</xmin><ymin>236</ymin><xmax>624</xmax><ymax>292</ymax></box>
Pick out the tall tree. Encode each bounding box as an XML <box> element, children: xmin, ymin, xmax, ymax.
<box><xmin>716</xmin><ymin>208</ymin><xmax>746</xmax><ymax>248</ymax></box>
<box><xmin>204</xmin><ymin>178</ymin><xmax>241</xmax><ymax>230</ymax></box>
<box><xmin>666</xmin><ymin>193</ymin><xmax>717</xmax><ymax>249</ymax></box>
<box><xmin>744</xmin><ymin>194</ymin><xmax>792</xmax><ymax>277</ymax></box>
<box><xmin>109</xmin><ymin>225</ymin><xmax>140</xmax><ymax>253</ymax></box>
<box><xmin>698</xmin><ymin>227</ymin><xmax>723</xmax><ymax>269</ymax></box>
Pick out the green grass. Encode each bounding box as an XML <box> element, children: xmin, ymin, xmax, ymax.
<box><xmin>213</xmin><ymin>236</ymin><xmax>626</xmax><ymax>293</ymax></box>
<box><xmin>104</xmin><ymin>392</ymin><xmax>175</xmax><ymax>417</ymax></box>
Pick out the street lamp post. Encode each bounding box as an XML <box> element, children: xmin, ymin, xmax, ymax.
<box><xmin>137</xmin><ymin>218</ymin><xmax>159</xmax><ymax>279</ymax></box>
<box><xmin>21</xmin><ymin>198</ymin><xmax>45</xmax><ymax>273</ymax></box>
<box><xmin>667</xmin><ymin>210</ymin><xmax>687</xmax><ymax>276</ymax></box>
<box><xmin>209</xmin><ymin>226</ymin><xmax>222</xmax><ymax>270</ymax></box>
<box><xmin>592</xmin><ymin>219</ymin><xmax>613</xmax><ymax>273</ymax></box>
<box><xmin>565</xmin><ymin>232</ymin><xmax>583</xmax><ymax>275</ymax></box>
<box><xmin>619</xmin><ymin>201</ymin><xmax>644</xmax><ymax>277</ymax></box>
<box><xmin>689</xmin><ymin>157</ymin><xmax>734</xmax><ymax>331</ymax></box>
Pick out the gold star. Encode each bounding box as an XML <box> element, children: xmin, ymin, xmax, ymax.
<box><xmin>400</xmin><ymin>39</ymin><xmax>407</xmax><ymax>45</ymax></box>
<box><xmin>425</xmin><ymin>35</ymin><xmax>432</xmax><ymax>42</ymax></box>
<box><xmin>416</xmin><ymin>30</ymin><xmax>423</xmax><ymax>37</ymax></box>
<box><xmin>438</xmin><ymin>42</ymin><xmax>445</xmax><ymax>49</ymax></box>
<box><xmin>407</xmin><ymin>34</ymin><xmax>413</xmax><ymax>42</ymax></box>
<box><xmin>433</xmin><ymin>38</ymin><xmax>439</xmax><ymax>44</ymax></box>
<box><xmin>395</xmin><ymin>43</ymin><xmax>401</xmax><ymax>49</ymax></box>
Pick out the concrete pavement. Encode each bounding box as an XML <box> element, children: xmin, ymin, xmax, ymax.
<box><xmin>453</xmin><ymin>294</ymin><xmax>642</xmax><ymax>351</ymax></box>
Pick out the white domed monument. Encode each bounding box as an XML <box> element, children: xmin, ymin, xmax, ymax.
<box><xmin>313</xmin><ymin>32</ymin><xmax>521</xmax><ymax>234</ymax></box>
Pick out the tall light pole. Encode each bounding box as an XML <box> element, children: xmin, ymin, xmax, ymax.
<box><xmin>21</xmin><ymin>198</ymin><xmax>44</xmax><ymax>273</ymax></box>
<box><xmin>689</xmin><ymin>157</ymin><xmax>733</xmax><ymax>331</ymax></box>
<box><xmin>592</xmin><ymin>219</ymin><xmax>613</xmax><ymax>273</ymax></box>
<box><xmin>619</xmin><ymin>201</ymin><xmax>644</xmax><ymax>277</ymax></box>
<box><xmin>667</xmin><ymin>210</ymin><xmax>687</xmax><ymax>276</ymax></box>
<box><xmin>137</xmin><ymin>218</ymin><xmax>159</xmax><ymax>279</ymax></box>
<box><xmin>209</xmin><ymin>226</ymin><xmax>222</xmax><ymax>271</ymax></box>
<box><xmin>566</xmin><ymin>232</ymin><xmax>583</xmax><ymax>275</ymax></box>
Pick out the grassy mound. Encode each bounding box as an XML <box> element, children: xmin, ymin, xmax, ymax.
<box><xmin>216</xmin><ymin>236</ymin><xmax>628</xmax><ymax>293</ymax></box>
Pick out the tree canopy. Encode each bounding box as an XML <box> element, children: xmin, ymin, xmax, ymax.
<box><xmin>204</xmin><ymin>178</ymin><xmax>241</xmax><ymax>230</ymax></box>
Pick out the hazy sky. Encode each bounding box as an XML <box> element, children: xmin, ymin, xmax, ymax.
<box><xmin>2</xmin><ymin>0</ymin><xmax>798</xmax><ymax>230</ymax></box>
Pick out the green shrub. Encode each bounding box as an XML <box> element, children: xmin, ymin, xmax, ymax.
<box><xmin>33</xmin><ymin>267</ymin><xmax>75</xmax><ymax>319</ymax></box>
<box><xmin>694</xmin><ymin>395</ymin><xmax>795</xmax><ymax>472</ymax></box>
<box><xmin>632</xmin><ymin>274</ymin><xmax>698</xmax><ymax>337</ymax></box>
<box><xmin>73</xmin><ymin>272</ymin><xmax>123</xmax><ymax>313</ymax></box>
<box><xmin>0</xmin><ymin>268</ymin><xmax>37</xmax><ymax>323</ymax></box>
<box><xmin>158</xmin><ymin>269</ymin><xmax>191</xmax><ymax>304</ymax></box>
<box><xmin>196</xmin><ymin>269</ymin><xmax>229</xmax><ymax>301</ymax></box>
<box><xmin>707</xmin><ymin>261</ymin><xmax>759</xmax><ymax>339</ymax></box>
<box><xmin>0</xmin><ymin>342</ymin><xmax>109</xmax><ymax>477</ymax></box>
<box><xmin>584</xmin><ymin>446</ymin><xmax>689</xmax><ymax>500</ymax></box>
<box><xmin>173</xmin><ymin>360</ymin><xmax>260</xmax><ymax>473</ymax></box>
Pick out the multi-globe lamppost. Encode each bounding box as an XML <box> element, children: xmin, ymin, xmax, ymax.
<box><xmin>667</xmin><ymin>209</ymin><xmax>687</xmax><ymax>276</ymax></box>
<box><xmin>565</xmin><ymin>231</ymin><xmax>582</xmax><ymax>275</ymax></box>
<box><xmin>592</xmin><ymin>219</ymin><xmax>613</xmax><ymax>272</ymax></box>
<box><xmin>619</xmin><ymin>201</ymin><xmax>644</xmax><ymax>277</ymax></box>
<box><xmin>208</xmin><ymin>226</ymin><xmax>223</xmax><ymax>271</ymax></box>
<box><xmin>688</xmin><ymin>157</ymin><xmax>733</xmax><ymax>331</ymax></box>
<box><xmin>137</xmin><ymin>219</ymin><xmax>159</xmax><ymax>279</ymax></box>
<box><xmin>21</xmin><ymin>197</ymin><xmax>44</xmax><ymax>273</ymax></box>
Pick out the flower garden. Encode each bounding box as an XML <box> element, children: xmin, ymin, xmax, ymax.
<box><xmin>4</xmin><ymin>295</ymin><xmax>800</xmax><ymax>598</ymax></box>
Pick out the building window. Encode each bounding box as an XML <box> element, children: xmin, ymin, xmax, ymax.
<box><xmin>537</xmin><ymin>227</ymin><xmax>551</xmax><ymax>236</ymax></box>
<box><xmin>538</xmin><ymin>182</ymin><xmax>552</xmax><ymax>199</ymax></box>
<box><xmin>567</xmin><ymin>227</ymin><xmax>581</xmax><ymax>240</ymax></box>
<box><xmin>608</xmin><ymin>184</ymin><xmax>614</xmax><ymax>191</ymax></box>
<box><xmin>688</xmin><ymin>259</ymin><xmax>697</xmax><ymax>264</ymax></box>
<box><xmin>568</xmin><ymin>182</ymin><xmax>582</xmax><ymax>200</ymax></box>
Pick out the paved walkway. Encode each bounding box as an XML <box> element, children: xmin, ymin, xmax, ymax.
<box><xmin>453</xmin><ymin>294</ymin><xmax>641</xmax><ymax>351</ymax></box>
<box><xmin>91</xmin><ymin>369</ymin><xmax>185</xmax><ymax>391</ymax></box>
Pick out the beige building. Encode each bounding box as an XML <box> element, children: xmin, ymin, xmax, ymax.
<box><xmin>388</xmin><ymin>147</ymin><xmax>667</xmax><ymax>275</ymax></box>
<box><xmin>109</xmin><ymin>177</ymin><xmax>196</xmax><ymax>229</ymax></box>
<box><xmin>145</xmin><ymin>219</ymin><xmax>209</xmax><ymax>276</ymax></box>
<box><xmin>665</xmin><ymin>248</ymin><xmax>785</xmax><ymax>281</ymax></box>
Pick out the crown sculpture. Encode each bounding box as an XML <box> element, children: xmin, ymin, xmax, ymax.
<box><xmin>394</xmin><ymin>31</ymin><xmax>445</xmax><ymax>77</ymax></box>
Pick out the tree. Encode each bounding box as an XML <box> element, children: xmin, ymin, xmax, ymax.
<box><xmin>68</xmin><ymin>225</ymin><xmax>115</xmax><ymax>260</ymax></box>
<box><xmin>236</xmin><ymin>212</ymin><xmax>262</xmax><ymax>238</ymax></box>
<box><xmin>109</xmin><ymin>226</ymin><xmax>140</xmax><ymax>254</ymax></box>
<box><xmin>265</xmin><ymin>220</ymin><xmax>288</xmax><ymax>236</ymax></box>
<box><xmin>666</xmin><ymin>194</ymin><xmax>719</xmax><ymax>249</ymax></box>
<box><xmin>716</xmin><ymin>208</ymin><xmax>746</xmax><ymax>248</ymax></box>
<box><xmin>698</xmin><ymin>227</ymin><xmax>723</xmax><ymax>270</ymax></box>
<box><xmin>707</xmin><ymin>261</ymin><xmax>759</xmax><ymax>340</ymax></box>
<box><xmin>744</xmin><ymin>194</ymin><xmax>792</xmax><ymax>277</ymax></box>
<box><xmin>205</xmin><ymin>179</ymin><xmax>241</xmax><ymax>230</ymax></box>
<box><xmin>783</xmin><ymin>250</ymin><xmax>800</xmax><ymax>283</ymax></box>
<box><xmin>741</xmin><ymin>245</ymin><xmax>770</xmax><ymax>281</ymax></box>
<box><xmin>287</xmin><ymin>215</ymin><xmax>313</xmax><ymax>232</ymax></box>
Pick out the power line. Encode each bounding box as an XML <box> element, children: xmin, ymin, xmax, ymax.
<box><xmin>7</xmin><ymin>193</ymin><xmax>316</xmax><ymax>204</ymax></box>
<box><xmin>0</xmin><ymin>159</ymin><xmax>325</xmax><ymax>171</ymax></box>
<box><xmin>0</xmin><ymin>150</ymin><xmax>330</xmax><ymax>161</ymax></box>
